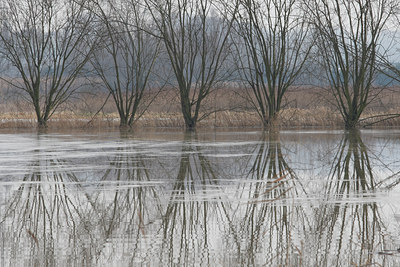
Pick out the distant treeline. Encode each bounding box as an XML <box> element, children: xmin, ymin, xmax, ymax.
<box><xmin>0</xmin><ymin>0</ymin><xmax>399</xmax><ymax>129</ymax></box>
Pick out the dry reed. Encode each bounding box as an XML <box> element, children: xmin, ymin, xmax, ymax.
<box><xmin>1</xmin><ymin>86</ymin><xmax>400</xmax><ymax>129</ymax></box>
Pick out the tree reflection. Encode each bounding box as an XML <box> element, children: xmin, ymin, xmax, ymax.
<box><xmin>246</xmin><ymin>130</ymin><xmax>303</xmax><ymax>201</ymax></box>
<box><xmin>2</xmin><ymin>131</ymin><xmax>400</xmax><ymax>266</ymax></box>
<box><xmin>72</xmin><ymin>131</ymin><xmax>165</xmax><ymax>265</ymax></box>
<box><xmin>160</xmin><ymin>132</ymin><xmax>230</xmax><ymax>266</ymax></box>
<box><xmin>0</xmin><ymin>151</ymin><xmax>88</xmax><ymax>266</ymax></box>
<box><xmin>326</xmin><ymin>130</ymin><xmax>374</xmax><ymax>195</ymax></box>
<box><xmin>229</xmin><ymin>130</ymin><xmax>306</xmax><ymax>266</ymax></box>
<box><xmin>309</xmin><ymin>130</ymin><xmax>390</xmax><ymax>266</ymax></box>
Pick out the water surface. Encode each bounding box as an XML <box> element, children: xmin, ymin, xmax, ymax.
<box><xmin>1</xmin><ymin>129</ymin><xmax>400</xmax><ymax>266</ymax></box>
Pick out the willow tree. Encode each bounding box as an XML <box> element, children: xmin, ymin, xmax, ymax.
<box><xmin>235</xmin><ymin>0</ymin><xmax>312</xmax><ymax>128</ymax></box>
<box><xmin>89</xmin><ymin>0</ymin><xmax>161</xmax><ymax>128</ymax></box>
<box><xmin>305</xmin><ymin>0</ymin><xmax>396</xmax><ymax>129</ymax></box>
<box><xmin>0</xmin><ymin>0</ymin><xmax>95</xmax><ymax>128</ymax></box>
<box><xmin>146</xmin><ymin>0</ymin><xmax>239</xmax><ymax>130</ymax></box>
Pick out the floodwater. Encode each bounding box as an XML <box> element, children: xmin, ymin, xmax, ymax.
<box><xmin>1</xmin><ymin>129</ymin><xmax>400</xmax><ymax>267</ymax></box>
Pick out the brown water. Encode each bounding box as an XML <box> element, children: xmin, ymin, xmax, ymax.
<box><xmin>1</xmin><ymin>129</ymin><xmax>400</xmax><ymax>266</ymax></box>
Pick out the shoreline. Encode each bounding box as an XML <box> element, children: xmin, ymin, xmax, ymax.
<box><xmin>1</xmin><ymin>107</ymin><xmax>400</xmax><ymax>130</ymax></box>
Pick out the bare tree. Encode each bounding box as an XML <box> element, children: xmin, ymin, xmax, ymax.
<box><xmin>0</xmin><ymin>0</ymin><xmax>96</xmax><ymax>128</ymax></box>
<box><xmin>305</xmin><ymin>0</ymin><xmax>396</xmax><ymax>129</ymax></box>
<box><xmin>234</xmin><ymin>0</ymin><xmax>312</xmax><ymax>128</ymax></box>
<box><xmin>146</xmin><ymin>0</ymin><xmax>239</xmax><ymax>130</ymax></box>
<box><xmin>377</xmin><ymin>24</ymin><xmax>400</xmax><ymax>84</ymax></box>
<box><xmin>89</xmin><ymin>0</ymin><xmax>162</xmax><ymax>128</ymax></box>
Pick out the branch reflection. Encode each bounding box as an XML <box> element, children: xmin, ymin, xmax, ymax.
<box><xmin>1</xmin><ymin>150</ymin><xmax>87</xmax><ymax>266</ymax></box>
<box><xmin>160</xmin><ymin>132</ymin><xmax>229</xmax><ymax>266</ymax></box>
<box><xmin>87</xmin><ymin>136</ymin><xmax>164</xmax><ymax>265</ymax></box>
<box><xmin>231</xmin><ymin>130</ymin><xmax>306</xmax><ymax>266</ymax></box>
<box><xmin>309</xmin><ymin>130</ymin><xmax>390</xmax><ymax>266</ymax></box>
<box><xmin>1</xmin><ymin>131</ymin><xmax>400</xmax><ymax>266</ymax></box>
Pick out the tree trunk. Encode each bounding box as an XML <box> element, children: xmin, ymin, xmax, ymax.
<box><xmin>345</xmin><ymin>112</ymin><xmax>359</xmax><ymax>129</ymax></box>
<box><xmin>345</xmin><ymin>119</ymin><xmax>358</xmax><ymax>129</ymax></box>
<box><xmin>184</xmin><ymin>118</ymin><xmax>196</xmax><ymax>131</ymax></box>
<box><xmin>34</xmin><ymin>101</ymin><xmax>48</xmax><ymax>129</ymax></box>
<box><xmin>262</xmin><ymin>113</ymin><xmax>279</xmax><ymax>130</ymax></box>
<box><xmin>119</xmin><ymin>116</ymin><xmax>130</xmax><ymax>129</ymax></box>
<box><xmin>37</xmin><ymin>118</ymin><xmax>47</xmax><ymax>129</ymax></box>
<box><xmin>180</xmin><ymin>93</ymin><xmax>197</xmax><ymax>130</ymax></box>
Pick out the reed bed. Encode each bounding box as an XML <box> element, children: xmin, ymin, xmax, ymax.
<box><xmin>1</xmin><ymin>86</ymin><xmax>400</xmax><ymax>129</ymax></box>
<box><xmin>1</xmin><ymin>106</ymin><xmax>400</xmax><ymax>129</ymax></box>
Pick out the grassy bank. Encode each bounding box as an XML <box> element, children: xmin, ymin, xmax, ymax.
<box><xmin>1</xmin><ymin>107</ymin><xmax>400</xmax><ymax>129</ymax></box>
<box><xmin>1</xmin><ymin>86</ymin><xmax>400</xmax><ymax>129</ymax></box>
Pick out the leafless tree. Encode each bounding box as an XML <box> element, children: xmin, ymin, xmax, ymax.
<box><xmin>89</xmin><ymin>0</ymin><xmax>162</xmax><ymax>128</ymax></box>
<box><xmin>376</xmin><ymin>23</ymin><xmax>400</xmax><ymax>84</ymax></box>
<box><xmin>234</xmin><ymin>0</ymin><xmax>313</xmax><ymax>128</ymax></box>
<box><xmin>145</xmin><ymin>0</ymin><xmax>239</xmax><ymax>130</ymax></box>
<box><xmin>0</xmin><ymin>0</ymin><xmax>96</xmax><ymax>128</ymax></box>
<box><xmin>305</xmin><ymin>0</ymin><xmax>396</xmax><ymax>129</ymax></box>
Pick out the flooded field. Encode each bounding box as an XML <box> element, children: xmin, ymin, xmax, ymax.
<box><xmin>1</xmin><ymin>129</ymin><xmax>400</xmax><ymax>266</ymax></box>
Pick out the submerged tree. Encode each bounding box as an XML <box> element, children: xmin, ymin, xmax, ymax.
<box><xmin>235</xmin><ymin>0</ymin><xmax>312</xmax><ymax>128</ymax></box>
<box><xmin>146</xmin><ymin>0</ymin><xmax>239</xmax><ymax>130</ymax></box>
<box><xmin>305</xmin><ymin>0</ymin><xmax>396</xmax><ymax>129</ymax></box>
<box><xmin>0</xmin><ymin>0</ymin><xmax>96</xmax><ymax>128</ymax></box>
<box><xmin>89</xmin><ymin>0</ymin><xmax>162</xmax><ymax>128</ymax></box>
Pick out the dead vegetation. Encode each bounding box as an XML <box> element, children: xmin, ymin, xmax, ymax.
<box><xmin>1</xmin><ymin>86</ymin><xmax>400</xmax><ymax>129</ymax></box>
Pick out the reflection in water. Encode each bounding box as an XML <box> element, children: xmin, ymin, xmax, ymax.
<box><xmin>160</xmin><ymin>132</ymin><xmax>228</xmax><ymax>266</ymax></box>
<box><xmin>79</xmin><ymin>131</ymin><xmax>169</xmax><ymax>266</ymax></box>
<box><xmin>326</xmin><ymin>130</ymin><xmax>374</xmax><ymax>195</ymax></box>
<box><xmin>231</xmin><ymin>130</ymin><xmax>305</xmax><ymax>266</ymax></box>
<box><xmin>309</xmin><ymin>130</ymin><xmax>392</xmax><ymax>266</ymax></box>
<box><xmin>1</xmin><ymin>155</ymin><xmax>87</xmax><ymax>266</ymax></box>
<box><xmin>1</xmin><ymin>130</ymin><xmax>400</xmax><ymax>266</ymax></box>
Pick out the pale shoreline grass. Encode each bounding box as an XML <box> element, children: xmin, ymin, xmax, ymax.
<box><xmin>1</xmin><ymin>106</ymin><xmax>400</xmax><ymax>130</ymax></box>
<box><xmin>2</xmin><ymin>86</ymin><xmax>400</xmax><ymax>130</ymax></box>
